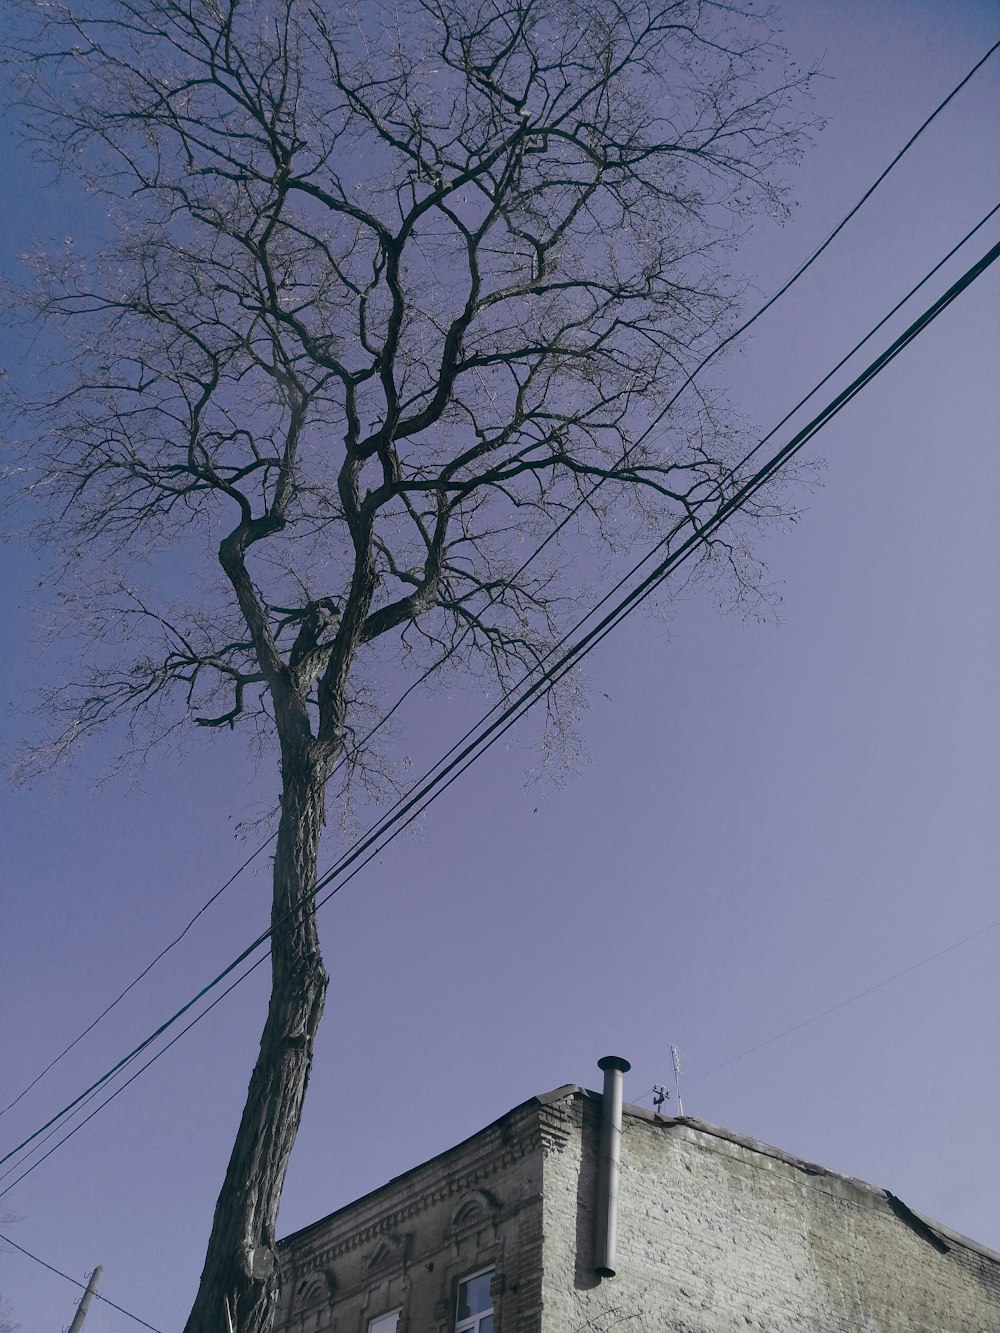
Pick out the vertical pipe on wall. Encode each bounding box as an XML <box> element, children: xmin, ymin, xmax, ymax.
<box><xmin>594</xmin><ymin>1055</ymin><xmax>630</xmax><ymax>1278</ymax></box>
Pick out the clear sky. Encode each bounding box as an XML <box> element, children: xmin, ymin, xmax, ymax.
<box><xmin>1</xmin><ymin>1</ymin><xmax>998</xmax><ymax>1329</ymax></box>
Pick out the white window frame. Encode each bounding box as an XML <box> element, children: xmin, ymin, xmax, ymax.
<box><xmin>368</xmin><ymin>1309</ymin><xmax>401</xmax><ymax>1333</ymax></box>
<box><xmin>455</xmin><ymin>1266</ymin><xmax>494</xmax><ymax>1333</ymax></box>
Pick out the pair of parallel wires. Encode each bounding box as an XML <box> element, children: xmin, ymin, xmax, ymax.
<box><xmin>3</xmin><ymin>39</ymin><xmax>999</xmax><ymax>1331</ymax></box>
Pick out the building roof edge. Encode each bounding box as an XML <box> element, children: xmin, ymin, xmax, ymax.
<box><xmin>276</xmin><ymin>1083</ymin><xmax>1000</xmax><ymax>1267</ymax></box>
<box><xmin>623</xmin><ymin>1105</ymin><xmax>1000</xmax><ymax>1265</ymax></box>
<box><xmin>276</xmin><ymin>1082</ymin><xmax>582</xmax><ymax>1251</ymax></box>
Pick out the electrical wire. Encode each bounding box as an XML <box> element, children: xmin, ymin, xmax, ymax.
<box><xmin>7</xmin><ymin>231</ymin><xmax>999</xmax><ymax>1181</ymax></box>
<box><xmin>229</xmin><ymin>195</ymin><xmax>1000</xmax><ymax>936</ymax></box>
<box><xmin>5</xmin><ymin>231</ymin><xmax>997</xmax><ymax>1194</ymax></box>
<box><xmin>0</xmin><ymin>956</ymin><xmax>269</xmax><ymax>1201</ymax></box>
<box><xmin>0</xmin><ymin>448</ymin><xmax>603</xmax><ymax>1127</ymax></box>
<box><xmin>682</xmin><ymin>917</ymin><xmax>1000</xmax><ymax>1090</ymax></box>
<box><xmin>628</xmin><ymin>36</ymin><xmax>1000</xmax><ymax>457</ymax></box>
<box><xmin>0</xmin><ymin>1081</ymin><xmax>111</xmax><ymax>1187</ymax></box>
<box><xmin>1</xmin><ymin>47</ymin><xmax>995</xmax><ymax>1333</ymax></box>
<box><xmin>0</xmin><ymin>501</ymin><xmax>581</xmax><ymax>1120</ymax></box>
<box><xmin>302</xmin><ymin>233</ymin><xmax>1000</xmax><ymax>931</ymax></box>
<box><xmin>0</xmin><ymin>483</ymin><xmax>601</xmax><ymax>1133</ymax></box>
<box><xmin>687</xmin><ymin>203</ymin><xmax>1000</xmax><ymax>484</ymax></box>
<box><xmin>0</xmin><ymin>1230</ymin><xmax>163</xmax><ymax>1332</ymax></box>
<box><xmin>24</xmin><ymin>912</ymin><xmax>989</xmax><ymax>1333</ymax></box>
<box><xmin>283</xmin><ymin>203</ymin><xmax>1000</xmax><ymax>918</ymax></box>
<box><xmin>9</xmin><ymin>41</ymin><xmax>994</xmax><ymax>1123</ymax></box>
<box><xmin>0</xmin><ymin>925</ymin><xmax>275</xmax><ymax>1173</ymax></box>
<box><xmin>0</xmin><ymin>838</ymin><xmax>272</xmax><ymax>1121</ymax></box>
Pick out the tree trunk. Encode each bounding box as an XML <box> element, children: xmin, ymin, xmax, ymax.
<box><xmin>183</xmin><ymin>747</ymin><xmax>330</xmax><ymax>1333</ymax></box>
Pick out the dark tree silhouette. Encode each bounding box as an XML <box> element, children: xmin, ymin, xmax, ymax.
<box><xmin>2</xmin><ymin>1</ymin><xmax>812</xmax><ymax>1328</ymax></box>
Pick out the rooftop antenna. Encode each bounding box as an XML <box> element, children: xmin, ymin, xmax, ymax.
<box><xmin>670</xmin><ymin>1045</ymin><xmax>685</xmax><ymax>1118</ymax></box>
<box><xmin>652</xmin><ymin>1085</ymin><xmax>669</xmax><ymax>1115</ymax></box>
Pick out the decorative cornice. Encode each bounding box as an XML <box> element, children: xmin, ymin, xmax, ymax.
<box><xmin>364</xmin><ymin>1231</ymin><xmax>408</xmax><ymax>1274</ymax></box>
<box><xmin>291</xmin><ymin>1267</ymin><xmax>337</xmax><ymax>1313</ymax></box>
<box><xmin>289</xmin><ymin>1110</ymin><xmax>542</xmax><ymax>1270</ymax></box>
<box><xmin>537</xmin><ymin>1101</ymin><xmax>575</xmax><ymax>1154</ymax></box>
<box><xmin>449</xmin><ymin>1187</ymin><xmax>502</xmax><ymax>1235</ymax></box>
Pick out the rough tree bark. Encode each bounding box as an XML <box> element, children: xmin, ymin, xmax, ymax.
<box><xmin>1</xmin><ymin>2</ymin><xmax>815</xmax><ymax>1329</ymax></box>
<box><xmin>186</xmin><ymin>746</ymin><xmax>331</xmax><ymax>1333</ymax></box>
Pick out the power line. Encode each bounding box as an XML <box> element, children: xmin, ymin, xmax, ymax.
<box><xmin>0</xmin><ymin>1231</ymin><xmax>163</xmax><ymax>1332</ymax></box>
<box><xmin>0</xmin><ymin>957</ymin><xmax>268</xmax><ymax>1200</ymax></box>
<box><xmin>0</xmin><ymin>923</ymin><xmax>274</xmax><ymax>1174</ymax></box>
<box><xmin>0</xmin><ymin>490</ymin><xmax>598</xmax><ymax>1134</ymax></box>
<box><xmin>7</xmin><ymin>231</ymin><xmax>999</xmax><ymax>1184</ymax></box>
<box><xmin>5</xmin><ymin>231</ymin><xmax>996</xmax><ymax>1194</ymax></box>
<box><xmin>9</xmin><ymin>41</ymin><xmax>994</xmax><ymax>1122</ymax></box>
<box><xmin>0</xmin><ymin>513</ymin><xmax>572</xmax><ymax>1119</ymax></box>
<box><xmin>301</xmin><ymin>236</ymin><xmax>1000</xmax><ymax>933</ymax></box>
<box><xmin>282</xmin><ymin>190</ymin><xmax>1000</xmax><ymax>895</ymax></box>
<box><xmin>0</xmin><ymin>1081</ymin><xmax>109</xmax><ymax>1188</ymax></box>
<box><xmin>293</xmin><ymin>198</ymin><xmax>1000</xmax><ymax>943</ymax></box>
<box><xmin>629</xmin><ymin>36</ymin><xmax>1000</xmax><ymax>456</ymax></box>
<box><xmin>0</xmin><ymin>838</ymin><xmax>272</xmax><ymax>1121</ymax></box>
<box><xmin>20</xmin><ymin>908</ymin><xmax>996</xmax><ymax>1195</ymax></box>
<box><xmin>0</xmin><ymin>448</ymin><xmax>603</xmax><ymax>1128</ymax></box>
<box><xmin>656</xmin><ymin>199</ymin><xmax>1000</xmax><ymax>498</ymax></box>
<box><xmin>683</xmin><ymin>917</ymin><xmax>1000</xmax><ymax>1090</ymax></box>
<box><xmin>290</xmin><ymin>207</ymin><xmax>1000</xmax><ymax>923</ymax></box>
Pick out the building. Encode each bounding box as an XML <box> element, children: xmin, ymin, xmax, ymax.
<box><xmin>273</xmin><ymin>1059</ymin><xmax>1000</xmax><ymax>1332</ymax></box>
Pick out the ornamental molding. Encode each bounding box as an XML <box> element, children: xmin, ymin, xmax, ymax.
<box><xmin>448</xmin><ymin>1188</ymin><xmax>502</xmax><ymax>1236</ymax></box>
<box><xmin>538</xmin><ymin>1102</ymin><xmax>575</xmax><ymax>1154</ymax></box>
<box><xmin>363</xmin><ymin>1231</ymin><xmax>408</xmax><ymax>1274</ymax></box>
<box><xmin>291</xmin><ymin>1114</ymin><xmax>541</xmax><ymax>1267</ymax></box>
<box><xmin>291</xmin><ymin>1267</ymin><xmax>337</xmax><ymax>1313</ymax></box>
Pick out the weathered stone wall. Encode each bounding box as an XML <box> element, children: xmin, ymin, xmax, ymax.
<box><xmin>540</xmin><ymin>1093</ymin><xmax>1000</xmax><ymax>1333</ymax></box>
<box><xmin>274</xmin><ymin>1086</ymin><xmax>1000</xmax><ymax>1333</ymax></box>
<box><xmin>273</xmin><ymin>1099</ymin><xmax>548</xmax><ymax>1333</ymax></box>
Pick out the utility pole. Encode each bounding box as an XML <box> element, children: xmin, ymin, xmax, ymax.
<box><xmin>67</xmin><ymin>1265</ymin><xmax>103</xmax><ymax>1333</ymax></box>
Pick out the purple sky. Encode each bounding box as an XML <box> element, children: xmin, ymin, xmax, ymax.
<box><xmin>1</xmin><ymin>1</ymin><xmax>998</xmax><ymax>1328</ymax></box>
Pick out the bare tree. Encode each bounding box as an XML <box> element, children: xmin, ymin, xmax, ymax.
<box><xmin>2</xmin><ymin>1</ymin><xmax>812</xmax><ymax>1328</ymax></box>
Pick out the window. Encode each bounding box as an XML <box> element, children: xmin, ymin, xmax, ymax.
<box><xmin>368</xmin><ymin>1311</ymin><xmax>400</xmax><ymax>1333</ymax></box>
<box><xmin>455</xmin><ymin>1268</ymin><xmax>493</xmax><ymax>1333</ymax></box>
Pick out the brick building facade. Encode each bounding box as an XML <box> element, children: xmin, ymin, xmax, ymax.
<box><xmin>272</xmin><ymin>1064</ymin><xmax>1000</xmax><ymax>1332</ymax></box>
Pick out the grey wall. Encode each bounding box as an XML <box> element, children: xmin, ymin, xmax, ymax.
<box><xmin>273</xmin><ymin>1100</ymin><xmax>546</xmax><ymax>1333</ymax></box>
<box><xmin>541</xmin><ymin>1095</ymin><xmax>1000</xmax><ymax>1333</ymax></box>
<box><xmin>274</xmin><ymin>1088</ymin><xmax>1000</xmax><ymax>1333</ymax></box>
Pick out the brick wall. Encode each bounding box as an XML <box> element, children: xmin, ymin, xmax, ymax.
<box><xmin>274</xmin><ymin>1086</ymin><xmax>1000</xmax><ymax>1333</ymax></box>
<box><xmin>540</xmin><ymin>1093</ymin><xmax>1000</xmax><ymax>1333</ymax></box>
<box><xmin>273</xmin><ymin>1100</ymin><xmax>548</xmax><ymax>1333</ymax></box>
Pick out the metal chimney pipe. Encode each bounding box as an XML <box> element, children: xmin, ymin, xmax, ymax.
<box><xmin>594</xmin><ymin>1055</ymin><xmax>630</xmax><ymax>1278</ymax></box>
